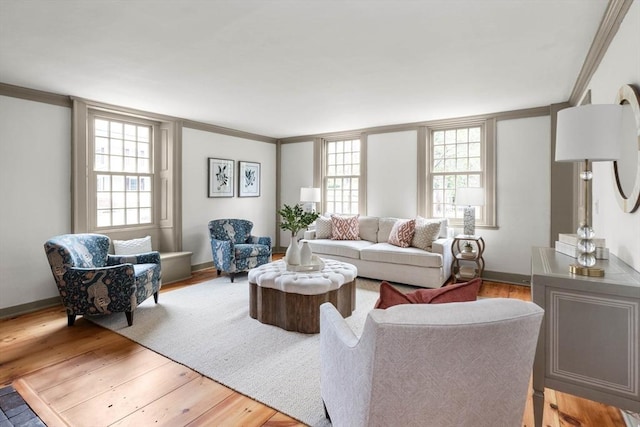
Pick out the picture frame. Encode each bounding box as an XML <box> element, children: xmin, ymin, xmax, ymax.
<box><xmin>208</xmin><ymin>158</ymin><xmax>234</xmax><ymax>198</ymax></box>
<box><xmin>238</xmin><ymin>161</ymin><xmax>261</xmax><ymax>197</ymax></box>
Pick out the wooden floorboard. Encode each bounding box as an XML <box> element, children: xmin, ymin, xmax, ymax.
<box><xmin>0</xmin><ymin>260</ymin><xmax>626</xmax><ymax>427</ymax></box>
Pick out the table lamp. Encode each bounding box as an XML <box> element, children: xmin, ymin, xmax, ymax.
<box><xmin>555</xmin><ymin>104</ymin><xmax>622</xmax><ymax>276</ymax></box>
<box><xmin>300</xmin><ymin>187</ymin><xmax>321</xmax><ymax>213</ymax></box>
<box><xmin>456</xmin><ymin>187</ymin><xmax>484</xmax><ymax>236</ymax></box>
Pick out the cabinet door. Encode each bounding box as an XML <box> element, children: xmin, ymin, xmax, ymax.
<box><xmin>547</xmin><ymin>287</ymin><xmax>639</xmax><ymax>400</ymax></box>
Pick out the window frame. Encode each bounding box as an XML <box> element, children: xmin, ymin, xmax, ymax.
<box><xmin>425</xmin><ymin>119</ymin><xmax>496</xmax><ymax>229</ymax></box>
<box><xmin>87</xmin><ymin>109</ymin><xmax>161</xmax><ymax>232</ymax></box>
<box><xmin>321</xmin><ymin>136</ymin><xmax>363</xmax><ymax>215</ymax></box>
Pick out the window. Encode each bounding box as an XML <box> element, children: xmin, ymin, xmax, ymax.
<box><xmin>324</xmin><ymin>138</ymin><xmax>360</xmax><ymax>214</ymax></box>
<box><xmin>90</xmin><ymin>113</ymin><xmax>156</xmax><ymax>228</ymax></box>
<box><xmin>429</xmin><ymin>124</ymin><xmax>487</xmax><ymax>225</ymax></box>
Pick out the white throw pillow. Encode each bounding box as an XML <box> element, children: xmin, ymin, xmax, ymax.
<box><xmin>113</xmin><ymin>236</ymin><xmax>153</xmax><ymax>255</ymax></box>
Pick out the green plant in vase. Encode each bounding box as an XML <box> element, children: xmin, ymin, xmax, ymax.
<box><xmin>278</xmin><ymin>204</ymin><xmax>319</xmax><ymax>265</ymax></box>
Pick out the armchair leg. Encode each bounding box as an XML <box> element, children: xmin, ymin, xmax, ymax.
<box><xmin>230</xmin><ymin>273</ymin><xmax>235</xmax><ymax>283</ymax></box>
<box><xmin>216</xmin><ymin>269</ymin><xmax>221</xmax><ymax>276</ymax></box>
<box><xmin>153</xmin><ymin>291</ymin><xmax>159</xmax><ymax>303</ymax></box>
<box><xmin>67</xmin><ymin>313</ymin><xmax>76</xmax><ymax>327</ymax></box>
<box><xmin>323</xmin><ymin>400</ymin><xmax>331</xmax><ymax>421</ymax></box>
<box><xmin>125</xmin><ymin>311</ymin><xmax>134</xmax><ymax>326</ymax></box>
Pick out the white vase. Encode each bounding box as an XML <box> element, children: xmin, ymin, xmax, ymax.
<box><xmin>300</xmin><ymin>240</ymin><xmax>312</xmax><ymax>265</ymax></box>
<box><xmin>285</xmin><ymin>233</ymin><xmax>301</xmax><ymax>265</ymax></box>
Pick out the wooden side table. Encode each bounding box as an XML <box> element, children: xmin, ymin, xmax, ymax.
<box><xmin>451</xmin><ymin>235</ymin><xmax>485</xmax><ymax>283</ymax></box>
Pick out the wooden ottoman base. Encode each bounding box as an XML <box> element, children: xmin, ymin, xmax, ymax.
<box><xmin>249</xmin><ymin>280</ymin><xmax>356</xmax><ymax>334</ymax></box>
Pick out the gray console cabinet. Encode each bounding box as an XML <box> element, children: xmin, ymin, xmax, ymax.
<box><xmin>531</xmin><ymin>247</ymin><xmax>640</xmax><ymax>427</ymax></box>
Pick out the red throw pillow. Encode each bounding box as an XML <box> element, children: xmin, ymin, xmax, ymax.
<box><xmin>374</xmin><ymin>278</ymin><xmax>482</xmax><ymax>309</ymax></box>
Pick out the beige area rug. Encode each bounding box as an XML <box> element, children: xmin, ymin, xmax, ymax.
<box><xmin>89</xmin><ymin>276</ymin><xmax>395</xmax><ymax>426</ymax></box>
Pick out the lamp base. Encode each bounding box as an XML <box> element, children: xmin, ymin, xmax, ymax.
<box><xmin>568</xmin><ymin>264</ymin><xmax>605</xmax><ymax>277</ymax></box>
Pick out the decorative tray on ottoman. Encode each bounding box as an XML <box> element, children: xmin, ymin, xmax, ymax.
<box><xmin>285</xmin><ymin>255</ymin><xmax>325</xmax><ymax>272</ymax></box>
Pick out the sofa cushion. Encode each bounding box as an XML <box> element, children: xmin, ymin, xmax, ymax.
<box><xmin>316</xmin><ymin>216</ymin><xmax>332</xmax><ymax>239</ymax></box>
<box><xmin>360</xmin><ymin>243</ymin><xmax>442</xmax><ymax>268</ymax></box>
<box><xmin>411</xmin><ymin>219</ymin><xmax>442</xmax><ymax>251</ymax></box>
<box><xmin>331</xmin><ymin>215</ymin><xmax>359</xmax><ymax>240</ymax></box>
<box><xmin>374</xmin><ymin>279</ymin><xmax>481</xmax><ymax>309</ymax></box>
<box><xmin>388</xmin><ymin>219</ymin><xmax>416</xmax><ymax>248</ymax></box>
<box><xmin>358</xmin><ymin>216</ymin><xmax>379</xmax><ymax>242</ymax></box>
<box><xmin>307</xmin><ymin>239</ymin><xmax>374</xmax><ymax>260</ymax></box>
<box><xmin>377</xmin><ymin>217</ymin><xmax>398</xmax><ymax>242</ymax></box>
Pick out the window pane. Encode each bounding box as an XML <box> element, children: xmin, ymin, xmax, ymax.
<box><xmin>469</xmin><ymin>142</ymin><xmax>481</xmax><ymax>157</ymax></box>
<box><xmin>112</xmin><ymin>192</ymin><xmax>125</xmax><ymax>209</ymax></box>
<box><xmin>110</xmin><ymin>156</ymin><xmax>123</xmax><ymax>172</ymax></box>
<box><xmin>97</xmin><ymin>193</ymin><xmax>111</xmax><ymax>209</ymax></box>
<box><xmin>126</xmin><ymin>176</ymin><xmax>138</xmax><ymax>191</ymax></box>
<box><xmin>469</xmin><ymin>157</ymin><xmax>481</xmax><ymax>171</ymax></box>
<box><xmin>110</xmin><ymin>122</ymin><xmax>123</xmax><ymax>138</ymax></box>
<box><xmin>137</xmin><ymin>142</ymin><xmax>149</xmax><ymax>159</ymax></box>
<box><xmin>124</xmin><ymin>157</ymin><xmax>136</xmax><ymax>172</ymax></box>
<box><xmin>139</xmin><ymin>192</ymin><xmax>152</xmax><ymax>207</ymax></box>
<box><xmin>112</xmin><ymin>209</ymin><xmax>125</xmax><ymax>226</ymax></box>
<box><xmin>469</xmin><ymin>127</ymin><xmax>481</xmax><ymax>141</ymax></box>
<box><xmin>124</xmin><ymin>140</ymin><xmax>136</xmax><ymax>157</ymax></box>
<box><xmin>95</xmin><ymin>155</ymin><xmax>108</xmax><ymax>171</ymax></box>
<box><xmin>124</xmin><ymin>124</ymin><xmax>136</xmax><ymax>140</ymax></box>
<box><xmin>95</xmin><ymin>119</ymin><xmax>109</xmax><ymax>137</ymax></box>
<box><xmin>457</xmin><ymin>128</ymin><xmax>468</xmax><ymax>142</ymax></box>
<box><xmin>138</xmin><ymin>126</ymin><xmax>149</xmax><ymax>142</ymax></box>
<box><xmin>126</xmin><ymin>208</ymin><xmax>138</xmax><ymax>225</ymax></box>
<box><xmin>139</xmin><ymin>208</ymin><xmax>152</xmax><ymax>224</ymax></box>
<box><xmin>456</xmin><ymin>143</ymin><xmax>468</xmax><ymax>158</ymax></box>
<box><xmin>445</xmin><ymin>130</ymin><xmax>456</xmax><ymax>143</ymax></box>
<box><xmin>140</xmin><ymin>176</ymin><xmax>151</xmax><ymax>191</ymax></box>
<box><xmin>433</xmin><ymin>131</ymin><xmax>444</xmax><ymax>145</ymax></box>
<box><xmin>110</xmin><ymin>138</ymin><xmax>123</xmax><ymax>156</ymax></box>
<box><xmin>138</xmin><ymin>158</ymin><xmax>149</xmax><ymax>173</ymax></box>
<box><xmin>97</xmin><ymin>210</ymin><xmax>111</xmax><ymax>227</ymax></box>
<box><xmin>97</xmin><ymin>175</ymin><xmax>110</xmax><ymax>191</ymax></box>
<box><xmin>112</xmin><ymin>175</ymin><xmax>125</xmax><ymax>191</ymax></box>
<box><xmin>95</xmin><ymin>137</ymin><xmax>109</xmax><ymax>154</ymax></box>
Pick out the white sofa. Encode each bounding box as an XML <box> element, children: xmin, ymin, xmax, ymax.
<box><xmin>304</xmin><ymin>216</ymin><xmax>453</xmax><ymax>288</ymax></box>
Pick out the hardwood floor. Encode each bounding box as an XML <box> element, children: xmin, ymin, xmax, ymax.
<box><xmin>0</xmin><ymin>265</ymin><xmax>627</xmax><ymax>427</ymax></box>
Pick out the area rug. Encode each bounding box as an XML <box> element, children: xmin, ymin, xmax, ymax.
<box><xmin>89</xmin><ymin>276</ymin><xmax>390</xmax><ymax>426</ymax></box>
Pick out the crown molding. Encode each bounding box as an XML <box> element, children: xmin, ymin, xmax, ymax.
<box><xmin>0</xmin><ymin>82</ymin><xmax>72</xmax><ymax>107</ymax></box>
<box><xmin>182</xmin><ymin>119</ymin><xmax>276</xmax><ymax>143</ymax></box>
<box><xmin>569</xmin><ymin>0</ymin><xmax>633</xmax><ymax>105</ymax></box>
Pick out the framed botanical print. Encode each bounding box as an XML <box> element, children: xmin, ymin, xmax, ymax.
<box><xmin>238</xmin><ymin>161</ymin><xmax>260</xmax><ymax>197</ymax></box>
<box><xmin>208</xmin><ymin>158</ymin><xmax>234</xmax><ymax>197</ymax></box>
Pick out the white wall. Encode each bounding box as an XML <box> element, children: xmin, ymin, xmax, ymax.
<box><xmin>485</xmin><ymin>116</ymin><xmax>551</xmax><ymax>275</ymax></box>
<box><xmin>181</xmin><ymin>127</ymin><xmax>277</xmax><ymax>265</ymax></box>
<box><xmin>0</xmin><ymin>96</ymin><xmax>71</xmax><ymax>309</ymax></box>
<box><xmin>279</xmin><ymin>140</ymin><xmax>314</xmax><ymax>246</ymax></box>
<box><xmin>587</xmin><ymin>0</ymin><xmax>640</xmax><ymax>271</ymax></box>
<box><xmin>367</xmin><ymin>131</ymin><xmax>418</xmax><ymax>217</ymax></box>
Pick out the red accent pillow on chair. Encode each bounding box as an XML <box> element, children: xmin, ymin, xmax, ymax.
<box><xmin>374</xmin><ymin>278</ymin><xmax>482</xmax><ymax>309</ymax></box>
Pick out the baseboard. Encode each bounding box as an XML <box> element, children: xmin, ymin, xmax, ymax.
<box><xmin>481</xmin><ymin>270</ymin><xmax>531</xmax><ymax>286</ymax></box>
<box><xmin>0</xmin><ymin>297</ymin><xmax>61</xmax><ymax>320</ymax></box>
<box><xmin>191</xmin><ymin>260</ymin><xmax>214</xmax><ymax>272</ymax></box>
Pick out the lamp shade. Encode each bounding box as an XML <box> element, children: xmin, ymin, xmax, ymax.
<box><xmin>555</xmin><ymin>104</ymin><xmax>623</xmax><ymax>162</ymax></box>
<box><xmin>456</xmin><ymin>188</ymin><xmax>484</xmax><ymax>206</ymax></box>
<box><xmin>300</xmin><ymin>187</ymin><xmax>321</xmax><ymax>203</ymax></box>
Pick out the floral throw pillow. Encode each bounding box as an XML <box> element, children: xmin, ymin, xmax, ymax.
<box><xmin>331</xmin><ymin>215</ymin><xmax>360</xmax><ymax>240</ymax></box>
<box><xmin>388</xmin><ymin>219</ymin><xmax>416</xmax><ymax>248</ymax></box>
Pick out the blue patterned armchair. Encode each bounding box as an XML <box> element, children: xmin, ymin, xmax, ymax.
<box><xmin>44</xmin><ymin>233</ymin><xmax>162</xmax><ymax>327</ymax></box>
<box><xmin>208</xmin><ymin>219</ymin><xmax>272</xmax><ymax>282</ymax></box>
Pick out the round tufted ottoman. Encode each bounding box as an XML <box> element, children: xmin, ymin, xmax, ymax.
<box><xmin>247</xmin><ymin>259</ymin><xmax>357</xmax><ymax>334</ymax></box>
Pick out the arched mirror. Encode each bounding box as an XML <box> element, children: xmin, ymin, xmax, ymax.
<box><xmin>613</xmin><ymin>84</ymin><xmax>640</xmax><ymax>213</ymax></box>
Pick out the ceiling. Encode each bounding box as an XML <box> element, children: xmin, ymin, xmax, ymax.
<box><xmin>0</xmin><ymin>0</ymin><xmax>609</xmax><ymax>138</ymax></box>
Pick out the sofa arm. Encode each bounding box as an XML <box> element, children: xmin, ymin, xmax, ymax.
<box><xmin>433</xmin><ymin>238</ymin><xmax>453</xmax><ymax>280</ymax></box>
<box><xmin>303</xmin><ymin>230</ymin><xmax>316</xmax><ymax>240</ymax></box>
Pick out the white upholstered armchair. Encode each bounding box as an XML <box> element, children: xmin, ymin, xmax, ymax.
<box><xmin>320</xmin><ymin>298</ymin><xmax>544</xmax><ymax>427</ymax></box>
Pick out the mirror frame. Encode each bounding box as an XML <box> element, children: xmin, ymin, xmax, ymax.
<box><xmin>613</xmin><ymin>84</ymin><xmax>640</xmax><ymax>213</ymax></box>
